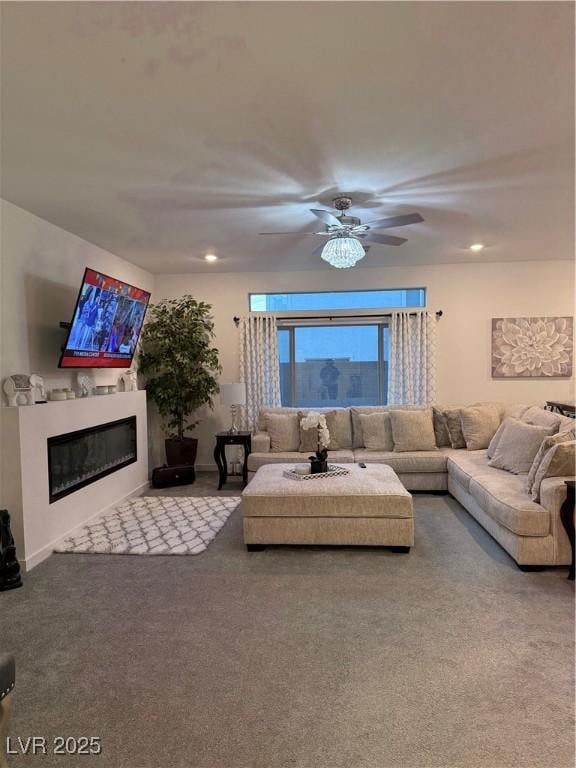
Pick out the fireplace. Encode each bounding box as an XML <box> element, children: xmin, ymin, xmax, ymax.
<box><xmin>47</xmin><ymin>416</ymin><xmax>137</xmax><ymax>503</ymax></box>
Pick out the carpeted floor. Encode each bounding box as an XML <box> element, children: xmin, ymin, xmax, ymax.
<box><xmin>1</xmin><ymin>472</ymin><xmax>574</xmax><ymax>768</ymax></box>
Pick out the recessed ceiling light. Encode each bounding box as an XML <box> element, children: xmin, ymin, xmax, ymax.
<box><xmin>469</xmin><ymin>243</ymin><xmax>485</xmax><ymax>252</ymax></box>
<box><xmin>205</xmin><ymin>253</ymin><xmax>218</xmax><ymax>262</ymax></box>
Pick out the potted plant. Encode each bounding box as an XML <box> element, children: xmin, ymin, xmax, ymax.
<box><xmin>138</xmin><ymin>296</ymin><xmax>221</xmax><ymax>468</ymax></box>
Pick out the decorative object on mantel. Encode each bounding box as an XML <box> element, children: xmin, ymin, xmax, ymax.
<box><xmin>283</xmin><ymin>464</ymin><xmax>350</xmax><ymax>482</ymax></box>
<box><xmin>29</xmin><ymin>374</ymin><xmax>47</xmax><ymax>404</ymax></box>
<box><xmin>0</xmin><ymin>510</ymin><xmax>23</xmax><ymax>591</ymax></box>
<box><xmin>138</xmin><ymin>295</ymin><xmax>221</xmax><ymax>471</ymax></box>
<box><xmin>220</xmin><ymin>383</ymin><xmax>247</xmax><ymax>434</ymax></box>
<box><xmin>120</xmin><ymin>369</ymin><xmax>138</xmax><ymax>392</ymax></box>
<box><xmin>492</xmin><ymin>317</ymin><xmax>573</xmax><ymax>378</ymax></box>
<box><xmin>95</xmin><ymin>385</ymin><xmax>109</xmax><ymax>395</ymax></box>
<box><xmin>301</xmin><ymin>411</ymin><xmax>330</xmax><ymax>474</ymax></box>
<box><xmin>3</xmin><ymin>375</ymin><xmax>34</xmax><ymax>406</ymax></box>
<box><xmin>55</xmin><ymin>496</ymin><xmax>240</xmax><ymax>556</ymax></box>
<box><xmin>76</xmin><ymin>373</ymin><xmax>94</xmax><ymax>397</ymax></box>
<box><xmin>49</xmin><ymin>389</ymin><xmax>67</xmax><ymax>401</ymax></box>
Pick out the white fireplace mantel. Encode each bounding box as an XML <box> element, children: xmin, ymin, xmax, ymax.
<box><xmin>0</xmin><ymin>390</ymin><xmax>148</xmax><ymax>570</ymax></box>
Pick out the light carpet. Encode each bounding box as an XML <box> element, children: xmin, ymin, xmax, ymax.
<box><xmin>55</xmin><ymin>495</ymin><xmax>240</xmax><ymax>555</ymax></box>
<box><xmin>3</xmin><ymin>475</ymin><xmax>574</xmax><ymax>768</ymax></box>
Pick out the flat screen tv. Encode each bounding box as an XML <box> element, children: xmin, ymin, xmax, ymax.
<box><xmin>59</xmin><ymin>268</ymin><xmax>151</xmax><ymax>368</ymax></box>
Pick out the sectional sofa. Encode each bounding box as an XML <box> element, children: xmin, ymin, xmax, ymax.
<box><xmin>247</xmin><ymin>403</ymin><xmax>575</xmax><ymax>569</ymax></box>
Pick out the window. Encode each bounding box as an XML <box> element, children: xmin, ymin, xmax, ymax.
<box><xmin>278</xmin><ymin>323</ymin><xmax>390</xmax><ymax>407</ymax></box>
<box><xmin>249</xmin><ymin>288</ymin><xmax>425</xmax><ymax>312</ymax></box>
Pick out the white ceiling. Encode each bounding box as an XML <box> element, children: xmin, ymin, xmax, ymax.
<box><xmin>1</xmin><ymin>1</ymin><xmax>574</xmax><ymax>274</ymax></box>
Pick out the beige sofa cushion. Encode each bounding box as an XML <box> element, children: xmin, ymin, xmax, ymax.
<box><xmin>486</xmin><ymin>417</ymin><xmax>514</xmax><ymax>460</ymax></box>
<box><xmin>258</xmin><ymin>407</ymin><xmax>352</xmax><ymax>448</ymax></box>
<box><xmin>390</xmin><ymin>408</ymin><xmax>437</xmax><ymax>452</ymax></box>
<box><xmin>446</xmin><ymin>450</ymin><xmax>504</xmax><ymax>491</ymax></box>
<box><xmin>526</xmin><ymin>427</ymin><xmax>575</xmax><ymax>495</ymax></box>
<box><xmin>521</xmin><ymin>406</ymin><xmax>561</xmax><ymax>431</ymax></box>
<box><xmin>298</xmin><ymin>409</ymin><xmax>351</xmax><ymax>452</ymax></box>
<box><xmin>248</xmin><ymin>449</ymin><xmax>355</xmax><ymax>472</ymax></box>
<box><xmin>469</xmin><ymin>474</ymin><xmax>549</xmax><ymax>537</ymax></box>
<box><xmin>354</xmin><ymin>448</ymin><xmax>449</xmax><ymax>473</ymax></box>
<box><xmin>440</xmin><ymin>408</ymin><xmax>467</xmax><ymax>449</ymax></box>
<box><xmin>432</xmin><ymin>406</ymin><xmax>451</xmax><ymax>447</ymax></box>
<box><xmin>460</xmin><ymin>404</ymin><xmax>501</xmax><ymax>450</ymax></box>
<box><xmin>358</xmin><ymin>412</ymin><xmax>394</xmax><ymax>451</ymax></box>
<box><xmin>530</xmin><ymin>440</ymin><xmax>576</xmax><ymax>502</ymax></box>
<box><xmin>488</xmin><ymin>420</ymin><xmax>554</xmax><ymax>474</ymax></box>
<box><xmin>265</xmin><ymin>413</ymin><xmax>300</xmax><ymax>452</ymax></box>
<box><xmin>351</xmin><ymin>406</ymin><xmax>387</xmax><ymax>448</ymax></box>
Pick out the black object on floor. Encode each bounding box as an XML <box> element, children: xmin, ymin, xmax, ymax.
<box><xmin>0</xmin><ymin>509</ymin><xmax>23</xmax><ymax>591</ymax></box>
<box><xmin>151</xmin><ymin>464</ymin><xmax>196</xmax><ymax>489</ymax></box>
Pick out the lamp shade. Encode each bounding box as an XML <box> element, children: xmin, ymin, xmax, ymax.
<box><xmin>220</xmin><ymin>382</ymin><xmax>246</xmax><ymax>405</ymax></box>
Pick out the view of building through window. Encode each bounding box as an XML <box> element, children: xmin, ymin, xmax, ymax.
<box><xmin>278</xmin><ymin>324</ymin><xmax>390</xmax><ymax>407</ymax></box>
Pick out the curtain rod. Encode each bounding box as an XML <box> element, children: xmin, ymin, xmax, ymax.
<box><xmin>233</xmin><ymin>310</ymin><xmax>443</xmax><ymax>326</ymax></box>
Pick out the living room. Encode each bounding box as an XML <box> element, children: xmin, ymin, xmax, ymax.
<box><xmin>0</xmin><ymin>2</ymin><xmax>574</xmax><ymax>767</ymax></box>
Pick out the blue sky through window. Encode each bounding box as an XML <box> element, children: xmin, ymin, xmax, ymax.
<box><xmin>250</xmin><ymin>288</ymin><xmax>425</xmax><ymax>312</ymax></box>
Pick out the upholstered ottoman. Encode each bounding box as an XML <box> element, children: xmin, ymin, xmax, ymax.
<box><xmin>242</xmin><ymin>463</ymin><xmax>414</xmax><ymax>550</ymax></box>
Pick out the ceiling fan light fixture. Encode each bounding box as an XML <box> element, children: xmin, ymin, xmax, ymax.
<box><xmin>321</xmin><ymin>236</ymin><xmax>365</xmax><ymax>269</ymax></box>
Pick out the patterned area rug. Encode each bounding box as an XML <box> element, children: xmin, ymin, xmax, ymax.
<box><xmin>55</xmin><ymin>496</ymin><xmax>241</xmax><ymax>556</ymax></box>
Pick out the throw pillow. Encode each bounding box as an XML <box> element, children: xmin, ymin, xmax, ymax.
<box><xmin>488</xmin><ymin>420</ymin><xmax>555</xmax><ymax>474</ymax></box>
<box><xmin>526</xmin><ymin>427</ymin><xmax>576</xmax><ymax>494</ymax></box>
<box><xmin>358</xmin><ymin>412</ymin><xmax>394</xmax><ymax>451</ymax></box>
<box><xmin>521</xmin><ymin>406</ymin><xmax>561</xmax><ymax>431</ymax></box>
<box><xmin>441</xmin><ymin>408</ymin><xmax>467</xmax><ymax>449</ymax></box>
<box><xmin>460</xmin><ymin>404</ymin><xmax>501</xmax><ymax>451</ymax></box>
<box><xmin>325</xmin><ymin>409</ymin><xmax>352</xmax><ymax>450</ymax></box>
<box><xmin>265</xmin><ymin>413</ymin><xmax>300</xmax><ymax>452</ymax></box>
<box><xmin>530</xmin><ymin>440</ymin><xmax>576</xmax><ymax>502</ymax></box>
<box><xmin>432</xmin><ymin>406</ymin><xmax>451</xmax><ymax>447</ymax></box>
<box><xmin>487</xmin><ymin>417</ymin><xmax>517</xmax><ymax>460</ymax></box>
<box><xmin>389</xmin><ymin>408</ymin><xmax>437</xmax><ymax>452</ymax></box>
<box><xmin>351</xmin><ymin>407</ymin><xmax>387</xmax><ymax>448</ymax></box>
<box><xmin>298</xmin><ymin>410</ymin><xmax>340</xmax><ymax>453</ymax></box>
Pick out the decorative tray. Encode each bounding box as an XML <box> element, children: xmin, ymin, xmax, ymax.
<box><xmin>283</xmin><ymin>465</ymin><xmax>351</xmax><ymax>482</ymax></box>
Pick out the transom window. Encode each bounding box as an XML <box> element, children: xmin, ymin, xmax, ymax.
<box><xmin>249</xmin><ymin>288</ymin><xmax>426</xmax><ymax>313</ymax></box>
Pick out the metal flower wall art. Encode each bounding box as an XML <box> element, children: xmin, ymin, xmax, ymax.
<box><xmin>491</xmin><ymin>317</ymin><xmax>573</xmax><ymax>378</ymax></box>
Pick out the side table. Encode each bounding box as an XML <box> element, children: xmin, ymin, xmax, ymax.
<box><xmin>213</xmin><ymin>431</ymin><xmax>252</xmax><ymax>490</ymax></box>
<box><xmin>560</xmin><ymin>480</ymin><xmax>575</xmax><ymax>581</ymax></box>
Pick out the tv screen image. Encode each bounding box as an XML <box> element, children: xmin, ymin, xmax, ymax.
<box><xmin>59</xmin><ymin>268</ymin><xmax>151</xmax><ymax>368</ymax></box>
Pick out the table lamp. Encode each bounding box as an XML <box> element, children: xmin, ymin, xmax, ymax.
<box><xmin>220</xmin><ymin>383</ymin><xmax>246</xmax><ymax>434</ymax></box>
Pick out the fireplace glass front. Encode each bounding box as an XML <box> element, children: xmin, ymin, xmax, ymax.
<box><xmin>48</xmin><ymin>416</ymin><xmax>137</xmax><ymax>503</ymax></box>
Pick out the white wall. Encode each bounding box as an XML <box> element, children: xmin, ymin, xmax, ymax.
<box><xmin>156</xmin><ymin>260</ymin><xmax>575</xmax><ymax>467</ymax></box>
<box><xmin>0</xmin><ymin>200</ymin><xmax>155</xmax><ymax>392</ymax></box>
<box><xmin>0</xmin><ymin>200</ymin><xmax>156</xmax><ymax>511</ymax></box>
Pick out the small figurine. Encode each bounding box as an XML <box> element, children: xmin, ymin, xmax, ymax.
<box><xmin>29</xmin><ymin>374</ymin><xmax>47</xmax><ymax>403</ymax></box>
<box><xmin>121</xmin><ymin>369</ymin><xmax>138</xmax><ymax>392</ymax></box>
<box><xmin>3</xmin><ymin>375</ymin><xmax>34</xmax><ymax>407</ymax></box>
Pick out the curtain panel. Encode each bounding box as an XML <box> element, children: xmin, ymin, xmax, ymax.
<box><xmin>238</xmin><ymin>315</ymin><xmax>282</xmax><ymax>431</ymax></box>
<box><xmin>388</xmin><ymin>311</ymin><xmax>437</xmax><ymax>405</ymax></box>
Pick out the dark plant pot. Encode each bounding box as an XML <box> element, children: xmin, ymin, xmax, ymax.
<box><xmin>165</xmin><ymin>437</ymin><xmax>198</xmax><ymax>467</ymax></box>
<box><xmin>309</xmin><ymin>456</ymin><xmax>329</xmax><ymax>475</ymax></box>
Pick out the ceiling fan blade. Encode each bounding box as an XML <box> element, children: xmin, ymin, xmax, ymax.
<box><xmin>365</xmin><ymin>212</ymin><xmax>424</xmax><ymax>229</ymax></box>
<box><xmin>310</xmin><ymin>208</ymin><xmax>342</xmax><ymax>227</ymax></box>
<box><xmin>259</xmin><ymin>231</ymin><xmax>320</xmax><ymax>235</ymax></box>
<box><xmin>362</xmin><ymin>233</ymin><xmax>408</xmax><ymax>246</ymax></box>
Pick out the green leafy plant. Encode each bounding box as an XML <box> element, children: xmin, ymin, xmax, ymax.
<box><xmin>138</xmin><ymin>296</ymin><xmax>221</xmax><ymax>440</ymax></box>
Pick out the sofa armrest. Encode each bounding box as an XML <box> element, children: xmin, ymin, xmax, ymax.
<box><xmin>539</xmin><ymin>476</ymin><xmax>573</xmax><ymax>516</ymax></box>
<box><xmin>251</xmin><ymin>432</ymin><xmax>271</xmax><ymax>453</ymax></box>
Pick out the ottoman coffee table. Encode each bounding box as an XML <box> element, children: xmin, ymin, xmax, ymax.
<box><xmin>242</xmin><ymin>463</ymin><xmax>413</xmax><ymax>551</ymax></box>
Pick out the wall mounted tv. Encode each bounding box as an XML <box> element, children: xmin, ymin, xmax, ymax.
<box><xmin>59</xmin><ymin>268</ymin><xmax>151</xmax><ymax>368</ymax></box>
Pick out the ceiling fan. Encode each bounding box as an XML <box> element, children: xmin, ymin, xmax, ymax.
<box><xmin>259</xmin><ymin>196</ymin><xmax>424</xmax><ymax>267</ymax></box>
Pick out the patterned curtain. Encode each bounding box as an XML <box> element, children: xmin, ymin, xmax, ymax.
<box><xmin>238</xmin><ymin>315</ymin><xmax>282</xmax><ymax>431</ymax></box>
<box><xmin>388</xmin><ymin>311</ymin><xmax>437</xmax><ymax>405</ymax></box>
